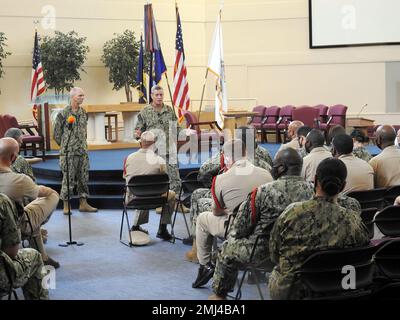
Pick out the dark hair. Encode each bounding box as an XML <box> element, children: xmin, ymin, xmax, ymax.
<box><xmin>306</xmin><ymin>129</ymin><xmax>325</xmax><ymax>148</ymax></box>
<box><xmin>327</xmin><ymin>125</ymin><xmax>346</xmax><ymax>146</ymax></box>
<box><xmin>332</xmin><ymin>134</ymin><xmax>353</xmax><ymax>155</ymax></box>
<box><xmin>316</xmin><ymin>158</ymin><xmax>347</xmax><ymax>197</ymax></box>
<box><xmin>350</xmin><ymin>129</ymin><xmax>369</xmax><ymax>144</ymax></box>
<box><xmin>297</xmin><ymin>126</ymin><xmax>312</xmax><ymax>138</ymax></box>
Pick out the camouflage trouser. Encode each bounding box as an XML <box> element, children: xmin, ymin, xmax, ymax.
<box><xmin>0</xmin><ymin>249</ymin><xmax>49</xmax><ymax>300</ymax></box>
<box><xmin>166</xmin><ymin>163</ymin><xmax>181</xmax><ymax>194</ymax></box>
<box><xmin>60</xmin><ymin>153</ymin><xmax>89</xmax><ymax>200</ymax></box>
<box><xmin>189</xmin><ymin>188</ymin><xmax>212</xmax><ymax>236</ymax></box>
<box><xmin>212</xmin><ymin>237</ymin><xmax>269</xmax><ymax>296</ymax></box>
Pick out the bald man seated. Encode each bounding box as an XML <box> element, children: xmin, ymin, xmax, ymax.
<box><xmin>275</xmin><ymin>120</ymin><xmax>304</xmax><ymax>158</ymax></box>
<box><xmin>123</xmin><ymin>131</ymin><xmax>175</xmax><ymax>242</ymax></box>
<box><xmin>0</xmin><ymin>138</ymin><xmax>60</xmax><ymax>268</ymax></box>
<box><xmin>369</xmin><ymin>125</ymin><xmax>400</xmax><ymax>188</ymax></box>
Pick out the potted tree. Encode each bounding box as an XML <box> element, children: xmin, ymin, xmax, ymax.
<box><xmin>0</xmin><ymin>32</ymin><xmax>11</xmax><ymax>93</ymax></box>
<box><xmin>101</xmin><ymin>29</ymin><xmax>140</xmax><ymax>103</ymax></box>
<box><xmin>41</xmin><ymin>30</ymin><xmax>90</xmax><ymax>98</ymax></box>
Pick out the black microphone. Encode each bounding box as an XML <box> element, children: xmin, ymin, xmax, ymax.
<box><xmin>356</xmin><ymin>103</ymin><xmax>368</xmax><ymax>118</ymax></box>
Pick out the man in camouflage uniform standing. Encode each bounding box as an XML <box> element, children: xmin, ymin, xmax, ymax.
<box><xmin>268</xmin><ymin>158</ymin><xmax>370</xmax><ymax>300</ymax></box>
<box><xmin>135</xmin><ymin>85</ymin><xmax>182</xmax><ymax>195</ymax></box>
<box><xmin>54</xmin><ymin>87</ymin><xmax>97</xmax><ymax>214</ymax></box>
<box><xmin>209</xmin><ymin>148</ymin><xmax>314</xmax><ymax>300</ymax></box>
<box><xmin>0</xmin><ymin>193</ymin><xmax>48</xmax><ymax>300</ymax></box>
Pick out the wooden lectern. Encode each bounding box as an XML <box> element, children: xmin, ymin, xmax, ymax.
<box><xmin>346</xmin><ymin>117</ymin><xmax>375</xmax><ymax>135</ymax></box>
<box><xmin>222</xmin><ymin>111</ymin><xmax>259</xmax><ymax>139</ymax></box>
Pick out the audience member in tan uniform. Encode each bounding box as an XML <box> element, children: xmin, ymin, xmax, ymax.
<box><xmin>301</xmin><ymin>129</ymin><xmax>332</xmax><ymax>182</ymax></box>
<box><xmin>331</xmin><ymin>134</ymin><xmax>374</xmax><ymax>193</ymax></box>
<box><xmin>192</xmin><ymin>139</ymin><xmax>273</xmax><ymax>288</ymax></box>
<box><xmin>369</xmin><ymin>125</ymin><xmax>400</xmax><ymax>188</ymax></box>
<box><xmin>275</xmin><ymin>121</ymin><xmax>304</xmax><ymax>158</ymax></box>
<box><xmin>0</xmin><ymin>138</ymin><xmax>60</xmax><ymax>268</ymax></box>
<box><xmin>123</xmin><ymin>131</ymin><xmax>175</xmax><ymax>241</ymax></box>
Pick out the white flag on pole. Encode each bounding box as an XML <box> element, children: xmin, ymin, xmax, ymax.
<box><xmin>207</xmin><ymin>10</ymin><xmax>228</xmax><ymax>129</ymax></box>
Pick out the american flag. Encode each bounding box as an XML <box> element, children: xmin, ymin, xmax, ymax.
<box><xmin>173</xmin><ymin>5</ymin><xmax>190</xmax><ymax>121</ymax></box>
<box><xmin>31</xmin><ymin>31</ymin><xmax>45</xmax><ymax>103</ymax></box>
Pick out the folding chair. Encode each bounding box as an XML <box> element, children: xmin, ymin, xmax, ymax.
<box><xmin>361</xmin><ymin>208</ymin><xmax>378</xmax><ymax>239</ymax></box>
<box><xmin>373</xmin><ymin>238</ymin><xmax>400</xmax><ymax>282</ymax></box>
<box><xmin>347</xmin><ymin>188</ymin><xmax>386</xmax><ymax>210</ymax></box>
<box><xmin>119</xmin><ymin>173</ymin><xmax>173</xmax><ymax>247</ymax></box>
<box><xmin>290</xmin><ymin>246</ymin><xmax>376</xmax><ymax>300</ymax></box>
<box><xmin>234</xmin><ymin>220</ymin><xmax>276</xmax><ymax>300</ymax></box>
<box><xmin>171</xmin><ymin>170</ymin><xmax>205</xmax><ymax>241</ymax></box>
<box><xmin>0</xmin><ymin>255</ymin><xmax>18</xmax><ymax>300</ymax></box>
<box><xmin>384</xmin><ymin>185</ymin><xmax>400</xmax><ymax>207</ymax></box>
<box><xmin>374</xmin><ymin>205</ymin><xmax>400</xmax><ymax>237</ymax></box>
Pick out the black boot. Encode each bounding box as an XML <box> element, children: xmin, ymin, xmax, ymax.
<box><xmin>157</xmin><ymin>224</ymin><xmax>173</xmax><ymax>241</ymax></box>
<box><xmin>182</xmin><ymin>235</ymin><xmax>193</xmax><ymax>246</ymax></box>
<box><xmin>192</xmin><ymin>262</ymin><xmax>215</xmax><ymax>288</ymax></box>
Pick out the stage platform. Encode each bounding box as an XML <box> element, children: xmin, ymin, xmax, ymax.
<box><xmin>32</xmin><ymin>143</ymin><xmax>381</xmax><ymax>209</ymax></box>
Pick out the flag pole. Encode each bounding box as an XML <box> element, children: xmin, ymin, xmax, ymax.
<box><xmin>198</xmin><ymin>69</ymin><xmax>209</xmax><ymax>122</ymax></box>
<box><xmin>164</xmin><ymin>72</ymin><xmax>177</xmax><ymax>113</ymax></box>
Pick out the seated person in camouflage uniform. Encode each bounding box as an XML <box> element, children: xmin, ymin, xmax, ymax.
<box><xmin>209</xmin><ymin>148</ymin><xmax>314</xmax><ymax>300</ymax></box>
<box><xmin>269</xmin><ymin>158</ymin><xmax>370</xmax><ymax>300</ymax></box>
<box><xmin>185</xmin><ymin>127</ymin><xmax>273</xmax><ymax>262</ymax></box>
<box><xmin>192</xmin><ymin>139</ymin><xmax>273</xmax><ymax>289</ymax></box>
<box><xmin>0</xmin><ymin>193</ymin><xmax>48</xmax><ymax>300</ymax></box>
<box><xmin>0</xmin><ymin>138</ymin><xmax>60</xmax><ymax>268</ymax></box>
<box><xmin>350</xmin><ymin>129</ymin><xmax>372</xmax><ymax>162</ymax></box>
<box><xmin>296</xmin><ymin>126</ymin><xmax>312</xmax><ymax>158</ymax></box>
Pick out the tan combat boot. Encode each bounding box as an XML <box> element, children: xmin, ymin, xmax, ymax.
<box><xmin>79</xmin><ymin>198</ymin><xmax>98</xmax><ymax>213</ymax></box>
<box><xmin>63</xmin><ymin>200</ymin><xmax>70</xmax><ymax>215</ymax></box>
<box><xmin>185</xmin><ymin>241</ymin><xmax>198</xmax><ymax>263</ymax></box>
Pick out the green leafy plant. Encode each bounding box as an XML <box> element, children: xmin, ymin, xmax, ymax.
<box><xmin>101</xmin><ymin>29</ymin><xmax>141</xmax><ymax>102</ymax></box>
<box><xmin>0</xmin><ymin>32</ymin><xmax>11</xmax><ymax>93</ymax></box>
<box><xmin>41</xmin><ymin>31</ymin><xmax>89</xmax><ymax>96</ymax></box>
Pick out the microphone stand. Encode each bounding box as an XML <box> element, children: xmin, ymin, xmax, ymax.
<box><xmin>59</xmin><ymin>124</ymin><xmax>84</xmax><ymax>247</ymax></box>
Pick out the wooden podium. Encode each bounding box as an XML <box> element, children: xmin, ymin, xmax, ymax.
<box><xmin>346</xmin><ymin>117</ymin><xmax>375</xmax><ymax>135</ymax></box>
<box><xmin>222</xmin><ymin>111</ymin><xmax>258</xmax><ymax>139</ymax></box>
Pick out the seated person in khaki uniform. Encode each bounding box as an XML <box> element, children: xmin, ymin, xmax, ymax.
<box><xmin>0</xmin><ymin>138</ymin><xmax>60</xmax><ymax>268</ymax></box>
<box><xmin>192</xmin><ymin>139</ymin><xmax>273</xmax><ymax>289</ymax></box>
<box><xmin>301</xmin><ymin>129</ymin><xmax>332</xmax><ymax>182</ymax></box>
<box><xmin>369</xmin><ymin>125</ymin><xmax>400</xmax><ymax>188</ymax></box>
<box><xmin>0</xmin><ymin>193</ymin><xmax>48</xmax><ymax>300</ymax></box>
<box><xmin>275</xmin><ymin>121</ymin><xmax>304</xmax><ymax>158</ymax></box>
<box><xmin>123</xmin><ymin>131</ymin><xmax>175</xmax><ymax>242</ymax></box>
<box><xmin>331</xmin><ymin>134</ymin><xmax>374</xmax><ymax>193</ymax></box>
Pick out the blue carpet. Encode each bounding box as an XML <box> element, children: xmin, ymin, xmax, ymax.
<box><xmin>32</xmin><ymin>143</ymin><xmax>381</xmax><ymax>172</ymax></box>
<box><xmin>35</xmin><ymin>209</ymin><xmax>267</xmax><ymax>300</ymax></box>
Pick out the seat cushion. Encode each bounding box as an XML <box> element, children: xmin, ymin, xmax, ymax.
<box><xmin>22</xmin><ymin>135</ymin><xmax>43</xmax><ymax>143</ymax></box>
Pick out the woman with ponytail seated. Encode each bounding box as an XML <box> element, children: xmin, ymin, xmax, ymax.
<box><xmin>268</xmin><ymin>158</ymin><xmax>370</xmax><ymax>300</ymax></box>
<box><xmin>350</xmin><ymin>129</ymin><xmax>372</xmax><ymax>162</ymax></box>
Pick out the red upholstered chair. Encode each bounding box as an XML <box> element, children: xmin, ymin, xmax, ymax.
<box><xmin>0</xmin><ymin>115</ymin><xmax>7</xmax><ymax>137</ymax></box>
<box><xmin>260</xmin><ymin>106</ymin><xmax>280</xmax><ymax>143</ymax></box>
<box><xmin>319</xmin><ymin>105</ymin><xmax>348</xmax><ymax>134</ymax></box>
<box><xmin>291</xmin><ymin>106</ymin><xmax>320</xmax><ymax>129</ymax></box>
<box><xmin>182</xmin><ymin>110</ymin><xmax>223</xmax><ymax>151</ymax></box>
<box><xmin>276</xmin><ymin>105</ymin><xmax>296</xmax><ymax>143</ymax></box>
<box><xmin>248</xmin><ymin>105</ymin><xmax>267</xmax><ymax>130</ymax></box>
<box><xmin>2</xmin><ymin>114</ymin><xmax>45</xmax><ymax>159</ymax></box>
<box><xmin>314</xmin><ymin>104</ymin><xmax>329</xmax><ymax>125</ymax></box>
